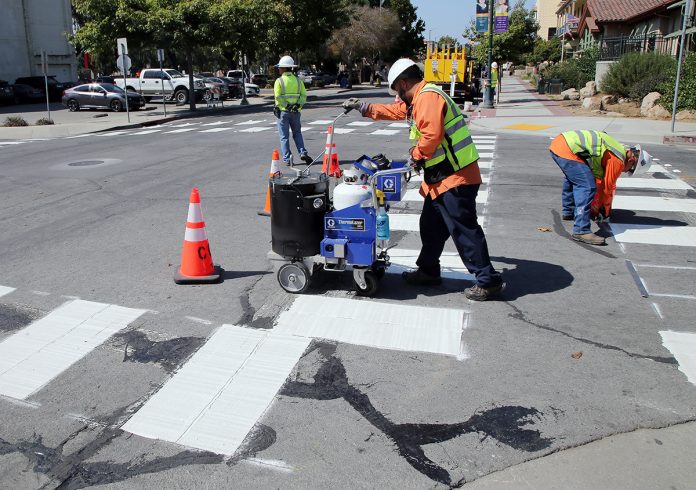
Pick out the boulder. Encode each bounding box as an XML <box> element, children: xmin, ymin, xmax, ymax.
<box><xmin>579</xmin><ymin>81</ymin><xmax>597</xmax><ymax>98</ymax></box>
<box><xmin>640</xmin><ymin>92</ymin><xmax>661</xmax><ymax>116</ymax></box>
<box><xmin>646</xmin><ymin>104</ymin><xmax>671</xmax><ymax>119</ymax></box>
<box><xmin>582</xmin><ymin>96</ymin><xmax>602</xmax><ymax>111</ymax></box>
<box><xmin>600</xmin><ymin>95</ymin><xmax>615</xmax><ymax>110</ymax></box>
<box><xmin>561</xmin><ymin>88</ymin><xmax>580</xmax><ymax>100</ymax></box>
<box><xmin>676</xmin><ymin>110</ymin><xmax>696</xmax><ymax>121</ymax></box>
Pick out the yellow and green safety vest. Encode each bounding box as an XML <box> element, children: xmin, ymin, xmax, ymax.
<box><xmin>409</xmin><ymin>83</ymin><xmax>479</xmax><ymax>183</ymax></box>
<box><xmin>274</xmin><ymin>72</ymin><xmax>306</xmax><ymax>112</ymax></box>
<box><xmin>561</xmin><ymin>130</ymin><xmax>626</xmax><ymax>179</ymax></box>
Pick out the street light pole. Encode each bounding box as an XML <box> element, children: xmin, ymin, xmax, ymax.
<box><xmin>483</xmin><ymin>0</ymin><xmax>495</xmax><ymax>108</ymax></box>
<box><xmin>671</xmin><ymin>0</ymin><xmax>694</xmax><ymax>133</ymax></box>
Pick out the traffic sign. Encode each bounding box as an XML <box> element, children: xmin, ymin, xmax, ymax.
<box><xmin>117</xmin><ymin>38</ymin><xmax>128</xmax><ymax>56</ymax></box>
<box><xmin>116</xmin><ymin>55</ymin><xmax>132</xmax><ymax>73</ymax></box>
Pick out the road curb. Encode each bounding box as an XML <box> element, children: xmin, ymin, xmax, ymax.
<box><xmin>663</xmin><ymin>134</ymin><xmax>696</xmax><ymax>146</ymax></box>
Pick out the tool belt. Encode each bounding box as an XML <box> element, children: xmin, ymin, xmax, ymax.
<box><xmin>286</xmin><ymin>104</ymin><xmax>301</xmax><ymax>113</ymax></box>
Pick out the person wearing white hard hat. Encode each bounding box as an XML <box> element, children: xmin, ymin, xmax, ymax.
<box><xmin>342</xmin><ymin>59</ymin><xmax>504</xmax><ymax>301</ymax></box>
<box><xmin>274</xmin><ymin>55</ymin><xmax>312</xmax><ymax>165</ymax></box>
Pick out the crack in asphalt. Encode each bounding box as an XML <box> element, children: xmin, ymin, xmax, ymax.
<box><xmin>506</xmin><ymin>302</ymin><xmax>677</xmax><ymax>365</ymax></box>
<box><xmin>281</xmin><ymin>343</ymin><xmax>554</xmax><ymax>486</ymax></box>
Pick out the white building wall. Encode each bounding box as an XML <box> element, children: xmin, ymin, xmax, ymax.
<box><xmin>0</xmin><ymin>0</ymin><xmax>77</xmax><ymax>83</ymax></box>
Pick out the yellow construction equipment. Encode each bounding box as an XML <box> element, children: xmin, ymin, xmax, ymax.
<box><xmin>423</xmin><ymin>43</ymin><xmax>480</xmax><ymax>103</ymax></box>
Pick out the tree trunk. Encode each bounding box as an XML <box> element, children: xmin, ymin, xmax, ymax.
<box><xmin>187</xmin><ymin>51</ymin><xmax>196</xmax><ymax>111</ymax></box>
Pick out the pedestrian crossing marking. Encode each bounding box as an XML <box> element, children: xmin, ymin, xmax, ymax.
<box><xmin>475</xmin><ymin>145</ymin><xmax>496</xmax><ymax>150</ymax></box>
<box><xmin>609</xmin><ymin>223</ymin><xmax>696</xmax><ymax>247</ymax></box>
<box><xmin>370</xmin><ymin>129</ymin><xmax>401</xmax><ymax>136</ymax></box>
<box><xmin>332</xmin><ymin>128</ymin><xmax>355</xmax><ymax>134</ymax></box>
<box><xmin>613</xmin><ymin>195</ymin><xmax>696</xmax><ymax>214</ymax></box>
<box><xmin>164</xmin><ymin>128</ymin><xmax>197</xmax><ymax>134</ymax></box>
<box><xmin>199</xmin><ymin>127</ymin><xmax>234</xmax><ymax>133</ymax></box>
<box><xmin>388</xmin><ymin>122</ymin><xmax>410</xmax><ymax>128</ymax></box>
<box><xmin>275</xmin><ymin>296</ymin><xmax>468</xmax><ymax>358</ymax></box>
<box><xmin>403</xmin><ymin>189</ymin><xmax>488</xmax><ymax>204</ymax></box>
<box><xmin>0</xmin><ymin>285</ymin><xmax>16</xmax><ymax>298</ymax></box>
<box><xmin>96</xmin><ymin>131</ymin><xmax>129</xmax><ymax>136</ymax></box>
<box><xmin>478</xmin><ymin>152</ymin><xmax>494</xmax><ymax>158</ymax></box>
<box><xmin>617</xmin><ymin>178</ymin><xmax>692</xmax><ymax>191</ymax></box>
<box><xmin>130</xmin><ymin>129</ymin><xmax>162</xmax><ymax>135</ymax></box>
<box><xmin>235</xmin><ymin>120</ymin><xmax>265</xmax><ymax>125</ymax></box>
<box><xmin>347</xmin><ymin>121</ymin><xmax>374</xmax><ymax>126</ymax></box>
<box><xmin>0</xmin><ymin>141</ymin><xmax>24</xmax><ymax>145</ymax></box>
<box><xmin>308</xmin><ymin>120</ymin><xmax>333</xmax><ymax>125</ymax></box>
<box><xmin>170</xmin><ymin>123</ymin><xmax>199</xmax><ymax>128</ymax></box>
<box><xmin>123</xmin><ymin>325</ymin><xmax>310</xmax><ymax>456</ymax></box>
<box><xmin>0</xmin><ymin>300</ymin><xmax>146</xmax><ymax>400</ymax></box>
<box><xmin>201</xmin><ymin>121</ymin><xmax>226</xmax><ymax>126</ymax></box>
<box><xmin>239</xmin><ymin>127</ymin><xmax>272</xmax><ymax>133</ymax></box>
<box><xmin>387</xmin><ymin>248</ymin><xmax>475</xmax><ymax>282</ymax></box>
<box><xmin>646</xmin><ymin>164</ymin><xmax>667</xmax><ymax>173</ymax></box>
<box><xmin>659</xmin><ymin>331</ymin><xmax>696</xmax><ymax>385</ymax></box>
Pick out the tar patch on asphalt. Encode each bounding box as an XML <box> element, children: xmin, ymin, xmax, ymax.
<box><xmin>111</xmin><ymin>330</ymin><xmax>205</xmax><ymax>372</ymax></box>
<box><xmin>0</xmin><ymin>303</ymin><xmax>41</xmax><ymax>333</ymax></box>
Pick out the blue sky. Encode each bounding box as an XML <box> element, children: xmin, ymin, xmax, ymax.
<box><xmin>412</xmin><ymin>0</ymin><xmax>535</xmax><ymax>41</ymax></box>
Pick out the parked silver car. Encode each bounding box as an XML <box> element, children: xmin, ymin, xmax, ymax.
<box><xmin>61</xmin><ymin>83</ymin><xmax>146</xmax><ymax>112</ymax></box>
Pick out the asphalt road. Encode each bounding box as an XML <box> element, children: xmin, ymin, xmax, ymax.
<box><xmin>1</xmin><ymin>88</ymin><xmax>695</xmax><ymax>488</ymax></box>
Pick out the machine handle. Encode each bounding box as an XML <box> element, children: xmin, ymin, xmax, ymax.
<box><xmin>367</xmin><ymin>166</ymin><xmax>415</xmax><ymax>210</ymax></box>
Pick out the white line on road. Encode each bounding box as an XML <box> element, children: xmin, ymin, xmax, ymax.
<box><xmin>275</xmin><ymin>296</ymin><xmax>468</xmax><ymax>358</ymax></box>
<box><xmin>308</xmin><ymin>120</ymin><xmax>333</xmax><ymax>125</ymax></box>
<box><xmin>235</xmin><ymin>120</ymin><xmax>265</xmax><ymax>125</ymax></box>
<box><xmin>0</xmin><ymin>300</ymin><xmax>146</xmax><ymax>399</ymax></box>
<box><xmin>477</xmin><ymin>152</ymin><xmax>494</xmax><ymax>158</ymax></box>
<box><xmin>65</xmin><ymin>134</ymin><xmax>93</xmax><ymax>139</ymax></box>
<box><xmin>386</xmin><ymin>248</ymin><xmax>475</xmax><ymax>282</ymax></box>
<box><xmin>475</xmin><ymin>145</ymin><xmax>496</xmax><ymax>150</ymax></box>
<box><xmin>199</xmin><ymin>127</ymin><xmax>234</xmax><ymax>133</ymax></box>
<box><xmin>388</xmin><ymin>122</ymin><xmax>410</xmax><ymax>128</ymax></box>
<box><xmin>0</xmin><ymin>141</ymin><xmax>25</xmax><ymax>145</ymax></box>
<box><xmin>122</xmin><ymin>325</ymin><xmax>309</xmax><ymax>456</ymax></box>
<box><xmin>0</xmin><ymin>286</ymin><xmax>16</xmax><ymax>298</ymax></box>
<box><xmin>96</xmin><ymin>131</ymin><xmax>129</xmax><ymax>136</ymax></box>
<box><xmin>332</xmin><ymin>128</ymin><xmax>355</xmax><ymax>134</ymax></box>
<box><xmin>617</xmin><ymin>178</ymin><xmax>692</xmax><ymax>191</ymax></box>
<box><xmin>164</xmin><ymin>128</ymin><xmax>198</xmax><ymax>134</ymax></box>
<box><xmin>170</xmin><ymin>123</ymin><xmax>199</xmax><ymax>128</ymax></box>
<box><xmin>613</xmin><ymin>195</ymin><xmax>696</xmax><ymax>214</ymax></box>
<box><xmin>239</xmin><ymin>126</ymin><xmax>272</xmax><ymax>133</ymax></box>
<box><xmin>347</xmin><ymin>121</ymin><xmax>374</xmax><ymax>126</ymax></box>
<box><xmin>201</xmin><ymin>121</ymin><xmax>226</xmax><ymax>126</ymax></box>
<box><xmin>609</xmin><ymin>223</ymin><xmax>696</xmax><ymax>247</ymax></box>
<box><xmin>660</xmin><ymin>331</ymin><xmax>696</xmax><ymax>385</ymax></box>
<box><xmin>370</xmin><ymin>129</ymin><xmax>401</xmax><ymax>136</ymax></box>
<box><xmin>129</xmin><ymin>129</ymin><xmax>162</xmax><ymax>135</ymax></box>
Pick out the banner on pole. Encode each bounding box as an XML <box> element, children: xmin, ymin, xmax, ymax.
<box><xmin>476</xmin><ymin>15</ymin><xmax>489</xmax><ymax>33</ymax></box>
<box><xmin>495</xmin><ymin>0</ymin><xmax>509</xmax><ymax>33</ymax></box>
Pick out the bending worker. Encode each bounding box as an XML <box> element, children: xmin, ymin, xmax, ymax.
<box><xmin>274</xmin><ymin>56</ymin><xmax>312</xmax><ymax>166</ymax></box>
<box><xmin>343</xmin><ymin>59</ymin><xmax>504</xmax><ymax>301</ymax></box>
<box><xmin>549</xmin><ymin>130</ymin><xmax>639</xmax><ymax>245</ymax></box>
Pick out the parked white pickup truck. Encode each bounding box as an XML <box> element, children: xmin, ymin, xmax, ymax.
<box><xmin>115</xmin><ymin>69</ymin><xmax>206</xmax><ymax>104</ymax></box>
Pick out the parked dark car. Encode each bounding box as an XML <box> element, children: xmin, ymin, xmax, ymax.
<box><xmin>0</xmin><ymin>81</ymin><xmax>15</xmax><ymax>105</ymax></box>
<box><xmin>315</xmin><ymin>72</ymin><xmax>336</xmax><ymax>85</ymax></box>
<box><xmin>61</xmin><ymin>83</ymin><xmax>145</xmax><ymax>112</ymax></box>
<box><xmin>14</xmin><ymin>76</ymin><xmax>65</xmax><ymax>102</ymax></box>
<box><xmin>220</xmin><ymin>77</ymin><xmax>243</xmax><ymax>98</ymax></box>
<box><xmin>96</xmin><ymin>76</ymin><xmax>116</xmax><ymax>84</ymax></box>
<box><xmin>12</xmin><ymin>84</ymin><xmax>45</xmax><ymax>103</ymax></box>
<box><xmin>249</xmin><ymin>73</ymin><xmax>268</xmax><ymax>87</ymax></box>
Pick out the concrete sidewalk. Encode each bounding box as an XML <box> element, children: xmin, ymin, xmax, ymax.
<box><xmin>464</xmin><ymin>421</ymin><xmax>696</xmax><ymax>488</ymax></box>
<box><xmin>470</xmin><ymin>76</ymin><xmax>696</xmax><ymax>146</ymax></box>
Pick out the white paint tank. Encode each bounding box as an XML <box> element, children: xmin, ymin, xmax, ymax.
<box><xmin>333</xmin><ymin>182</ymin><xmax>371</xmax><ymax>211</ymax></box>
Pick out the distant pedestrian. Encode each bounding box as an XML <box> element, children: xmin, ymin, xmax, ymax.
<box><xmin>273</xmin><ymin>55</ymin><xmax>311</xmax><ymax>166</ymax></box>
<box><xmin>549</xmin><ymin>130</ymin><xmax>641</xmax><ymax>245</ymax></box>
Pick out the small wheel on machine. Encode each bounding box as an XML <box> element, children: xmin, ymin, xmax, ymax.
<box><xmin>373</xmin><ymin>267</ymin><xmax>386</xmax><ymax>279</ymax></box>
<box><xmin>277</xmin><ymin>262</ymin><xmax>310</xmax><ymax>294</ymax></box>
<box><xmin>354</xmin><ymin>270</ymin><xmax>379</xmax><ymax>296</ymax></box>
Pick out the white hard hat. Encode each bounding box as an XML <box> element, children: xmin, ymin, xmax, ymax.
<box><xmin>492</xmin><ymin>61</ymin><xmax>498</xmax><ymax>68</ymax></box>
<box><xmin>627</xmin><ymin>144</ymin><xmax>652</xmax><ymax>176</ymax></box>
<box><xmin>276</xmin><ymin>55</ymin><xmax>297</xmax><ymax>68</ymax></box>
<box><xmin>387</xmin><ymin>58</ymin><xmax>417</xmax><ymax>95</ymax></box>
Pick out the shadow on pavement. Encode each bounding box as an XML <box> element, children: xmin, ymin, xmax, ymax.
<box><xmin>221</xmin><ymin>269</ymin><xmax>271</xmax><ymax>282</ymax></box>
<box><xmin>491</xmin><ymin>256</ymin><xmax>574</xmax><ymax>300</ymax></box>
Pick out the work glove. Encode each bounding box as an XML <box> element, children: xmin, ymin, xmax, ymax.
<box><xmin>342</xmin><ymin>98</ymin><xmax>368</xmax><ymax>115</ymax></box>
<box><xmin>273</xmin><ymin>106</ymin><xmax>281</xmax><ymax>119</ymax></box>
<box><xmin>407</xmin><ymin>147</ymin><xmax>425</xmax><ymax>174</ymax></box>
<box><xmin>592</xmin><ymin>207</ymin><xmax>609</xmax><ymax>223</ymax></box>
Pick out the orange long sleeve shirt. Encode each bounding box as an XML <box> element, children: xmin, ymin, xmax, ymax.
<box><xmin>548</xmin><ymin>134</ymin><xmax>624</xmax><ymax>216</ymax></box>
<box><xmin>363</xmin><ymin>81</ymin><xmax>481</xmax><ymax>199</ymax></box>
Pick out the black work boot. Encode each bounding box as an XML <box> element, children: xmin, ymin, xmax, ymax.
<box><xmin>402</xmin><ymin>269</ymin><xmax>442</xmax><ymax>286</ymax></box>
<box><xmin>301</xmin><ymin>153</ymin><xmax>313</xmax><ymax>165</ymax></box>
<box><xmin>562</xmin><ymin>214</ymin><xmax>574</xmax><ymax>221</ymax></box>
<box><xmin>465</xmin><ymin>282</ymin><xmax>505</xmax><ymax>301</ymax></box>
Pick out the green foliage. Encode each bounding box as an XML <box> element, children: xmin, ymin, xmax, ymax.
<box><xmin>35</xmin><ymin>118</ymin><xmax>55</xmax><ymax>125</ymax></box>
<box><xmin>2</xmin><ymin>116</ymin><xmax>28</xmax><ymax>127</ymax></box>
<box><xmin>660</xmin><ymin>52</ymin><xmax>696</xmax><ymax>111</ymax></box>
<box><xmin>527</xmin><ymin>37</ymin><xmax>561</xmax><ymax>64</ymax></box>
<box><xmin>601</xmin><ymin>52</ymin><xmax>676</xmax><ymax>100</ymax></box>
<box><xmin>542</xmin><ymin>47</ymin><xmax>598</xmax><ymax>90</ymax></box>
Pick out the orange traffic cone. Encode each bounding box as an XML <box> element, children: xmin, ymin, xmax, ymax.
<box><xmin>322</xmin><ymin>126</ymin><xmax>342</xmax><ymax>177</ymax></box>
<box><xmin>173</xmin><ymin>188</ymin><xmax>221</xmax><ymax>284</ymax></box>
<box><xmin>258</xmin><ymin>149</ymin><xmax>283</xmax><ymax>217</ymax></box>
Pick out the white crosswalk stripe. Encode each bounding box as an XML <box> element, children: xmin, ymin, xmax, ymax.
<box><xmin>0</xmin><ymin>285</ymin><xmax>16</xmax><ymax>298</ymax></box>
<box><xmin>164</xmin><ymin>128</ymin><xmax>197</xmax><ymax>134</ymax></box>
<box><xmin>370</xmin><ymin>129</ymin><xmax>401</xmax><ymax>136</ymax></box>
<box><xmin>0</xmin><ymin>300</ymin><xmax>146</xmax><ymax>399</ymax></box>
<box><xmin>388</xmin><ymin>122</ymin><xmax>409</xmax><ymax>128</ymax></box>
<box><xmin>660</xmin><ymin>331</ymin><xmax>696</xmax><ymax>385</ymax></box>
<box><xmin>308</xmin><ymin>120</ymin><xmax>334</xmax><ymax>125</ymax></box>
<box><xmin>609</xmin><ymin>223</ymin><xmax>696</xmax><ymax>247</ymax></box>
<box><xmin>613</xmin><ymin>195</ymin><xmax>696</xmax><ymax>214</ymax></box>
<box><xmin>387</xmin><ymin>248</ymin><xmax>475</xmax><ymax>282</ymax></box>
<box><xmin>347</xmin><ymin>121</ymin><xmax>374</xmax><ymax>127</ymax></box>
<box><xmin>617</xmin><ymin>178</ymin><xmax>692</xmax><ymax>191</ymax></box>
<box><xmin>199</xmin><ymin>127</ymin><xmax>234</xmax><ymax>133</ymax></box>
<box><xmin>235</xmin><ymin>120</ymin><xmax>265</xmax><ymax>125</ymax></box>
<box><xmin>239</xmin><ymin>126</ymin><xmax>272</xmax><ymax>132</ymax></box>
<box><xmin>130</xmin><ymin>129</ymin><xmax>162</xmax><ymax>135</ymax></box>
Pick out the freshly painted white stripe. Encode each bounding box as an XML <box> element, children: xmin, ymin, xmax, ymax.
<box><xmin>170</xmin><ymin>123</ymin><xmax>199</xmax><ymax>128</ymax></box>
<box><xmin>130</xmin><ymin>129</ymin><xmax>162</xmax><ymax>135</ymax></box>
<box><xmin>477</xmin><ymin>152</ymin><xmax>494</xmax><ymax>158</ymax></box>
<box><xmin>332</xmin><ymin>128</ymin><xmax>355</xmax><ymax>134</ymax></box>
<box><xmin>0</xmin><ymin>141</ymin><xmax>24</xmax><ymax>145</ymax></box>
<box><xmin>97</xmin><ymin>131</ymin><xmax>129</xmax><ymax>137</ymax></box>
<box><xmin>635</xmin><ymin>264</ymin><xmax>696</xmax><ymax>271</ymax></box>
<box><xmin>664</xmin><ymin>163</ymin><xmax>671</xmax><ymax>167</ymax></box>
<box><xmin>609</xmin><ymin>223</ymin><xmax>696</xmax><ymax>247</ymax></box>
<box><xmin>243</xmin><ymin>458</ymin><xmax>294</xmax><ymax>473</ymax></box>
<box><xmin>403</xmin><ymin>188</ymin><xmax>488</xmax><ymax>204</ymax></box>
<box><xmin>617</xmin><ymin>178</ymin><xmax>692</xmax><ymax>191</ymax></box>
<box><xmin>387</xmin><ymin>248</ymin><xmax>475</xmax><ymax>282</ymax></box>
<box><xmin>613</xmin><ymin>195</ymin><xmax>696</xmax><ymax>214</ymax></box>
<box><xmin>187</xmin><ymin>203</ymin><xmax>203</xmax><ymax>223</ymax></box>
<box><xmin>650</xmin><ymin>293</ymin><xmax>696</xmax><ymax>300</ymax></box>
<box><xmin>0</xmin><ymin>286</ymin><xmax>16</xmax><ymax>298</ymax></box>
<box><xmin>201</xmin><ymin>121</ymin><xmax>226</xmax><ymax>126</ymax></box>
<box><xmin>239</xmin><ymin>127</ymin><xmax>272</xmax><ymax>133</ymax></box>
<box><xmin>235</xmin><ymin>120</ymin><xmax>265</xmax><ymax>125</ymax></box>
<box><xmin>184</xmin><ymin>227</ymin><xmax>208</xmax><ymax>242</ymax></box>
<box><xmin>674</xmin><ymin>169</ymin><xmax>682</xmax><ymax>173</ymax></box>
<box><xmin>478</xmin><ymin>161</ymin><xmax>492</xmax><ymax>169</ymax></box>
<box><xmin>347</xmin><ymin>121</ymin><xmax>374</xmax><ymax>126</ymax></box>
<box><xmin>164</xmin><ymin>128</ymin><xmax>197</xmax><ymax>134</ymax></box>
<box><xmin>388</xmin><ymin>122</ymin><xmax>410</xmax><ymax>128</ymax></box>
<box><xmin>475</xmin><ymin>145</ymin><xmax>496</xmax><ymax>150</ymax></box>
<box><xmin>308</xmin><ymin>120</ymin><xmax>333</xmax><ymax>125</ymax></box>
<box><xmin>199</xmin><ymin>127</ymin><xmax>233</xmax><ymax>133</ymax></box>
<box><xmin>472</xmin><ymin>135</ymin><xmax>497</xmax><ymax>140</ymax></box>
<box><xmin>275</xmin><ymin>296</ymin><xmax>468</xmax><ymax>358</ymax></box>
<box><xmin>660</xmin><ymin>331</ymin><xmax>696</xmax><ymax>385</ymax></box>
<box><xmin>370</xmin><ymin>129</ymin><xmax>401</xmax><ymax>136</ymax></box>
<box><xmin>123</xmin><ymin>326</ymin><xmax>309</xmax><ymax>456</ymax></box>
<box><xmin>390</xmin><ymin>213</ymin><xmax>485</xmax><ymax>231</ymax></box>
<box><xmin>65</xmin><ymin>134</ymin><xmax>93</xmax><ymax>139</ymax></box>
<box><xmin>0</xmin><ymin>300</ymin><xmax>146</xmax><ymax>399</ymax></box>
<box><xmin>651</xmin><ymin>302</ymin><xmax>664</xmax><ymax>319</ymax></box>
<box><xmin>646</xmin><ymin>164</ymin><xmax>667</xmax><ymax>173</ymax></box>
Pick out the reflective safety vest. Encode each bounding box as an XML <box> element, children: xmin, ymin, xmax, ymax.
<box><xmin>409</xmin><ymin>83</ymin><xmax>479</xmax><ymax>183</ymax></box>
<box><xmin>561</xmin><ymin>130</ymin><xmax>626</xmax><ymax>179</ymax></box>
<box><xmin>274</xmin><ymin>72</ymin><xmax>306</xmax><ymax>112</ymax></box>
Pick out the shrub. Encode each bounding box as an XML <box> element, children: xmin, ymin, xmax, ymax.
<box><xmin>542</xmin><ymin>47</ymin><xmax>598</xmax><ymax>90</ymax></box>
<box><xmin>660</xmin><ymin>52</ymin><xmax>696</xmax><ymax>111</ymax></box>
<box><xmin>2</xmin><ymin>116</ymin><xmax>28</xmax><ymax>127</ymax></box>
<box><xmin>601</xmin><ymin>52</ymin><xmax>676</xmax><ymax>100</ymax></box>
<box><xmin>35</xmin><ymin>118</ymin><xmax>54</xmax><ymax>125</ymax></box>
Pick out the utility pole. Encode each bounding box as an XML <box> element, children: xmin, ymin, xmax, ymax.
<box><xmin>483</xmin><ymin>0</ymin><xmax>495</xmax><ymax>108</ymax></box>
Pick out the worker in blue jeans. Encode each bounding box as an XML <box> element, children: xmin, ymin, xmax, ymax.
<box><xmin>273</xmin><ymin>55</ymin><xmax>312</xmax><ymax>166</ymax></box>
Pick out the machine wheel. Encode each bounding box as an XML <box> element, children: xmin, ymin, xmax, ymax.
<box><xmin>278</xmin><ymin>262</ymin><xmax>311</xmax><ymax>294</ymax></box>
<box><xmin>354</xmin><ymin>270</ymin><xmax>379</xmax><ymax>297</ymax></box>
